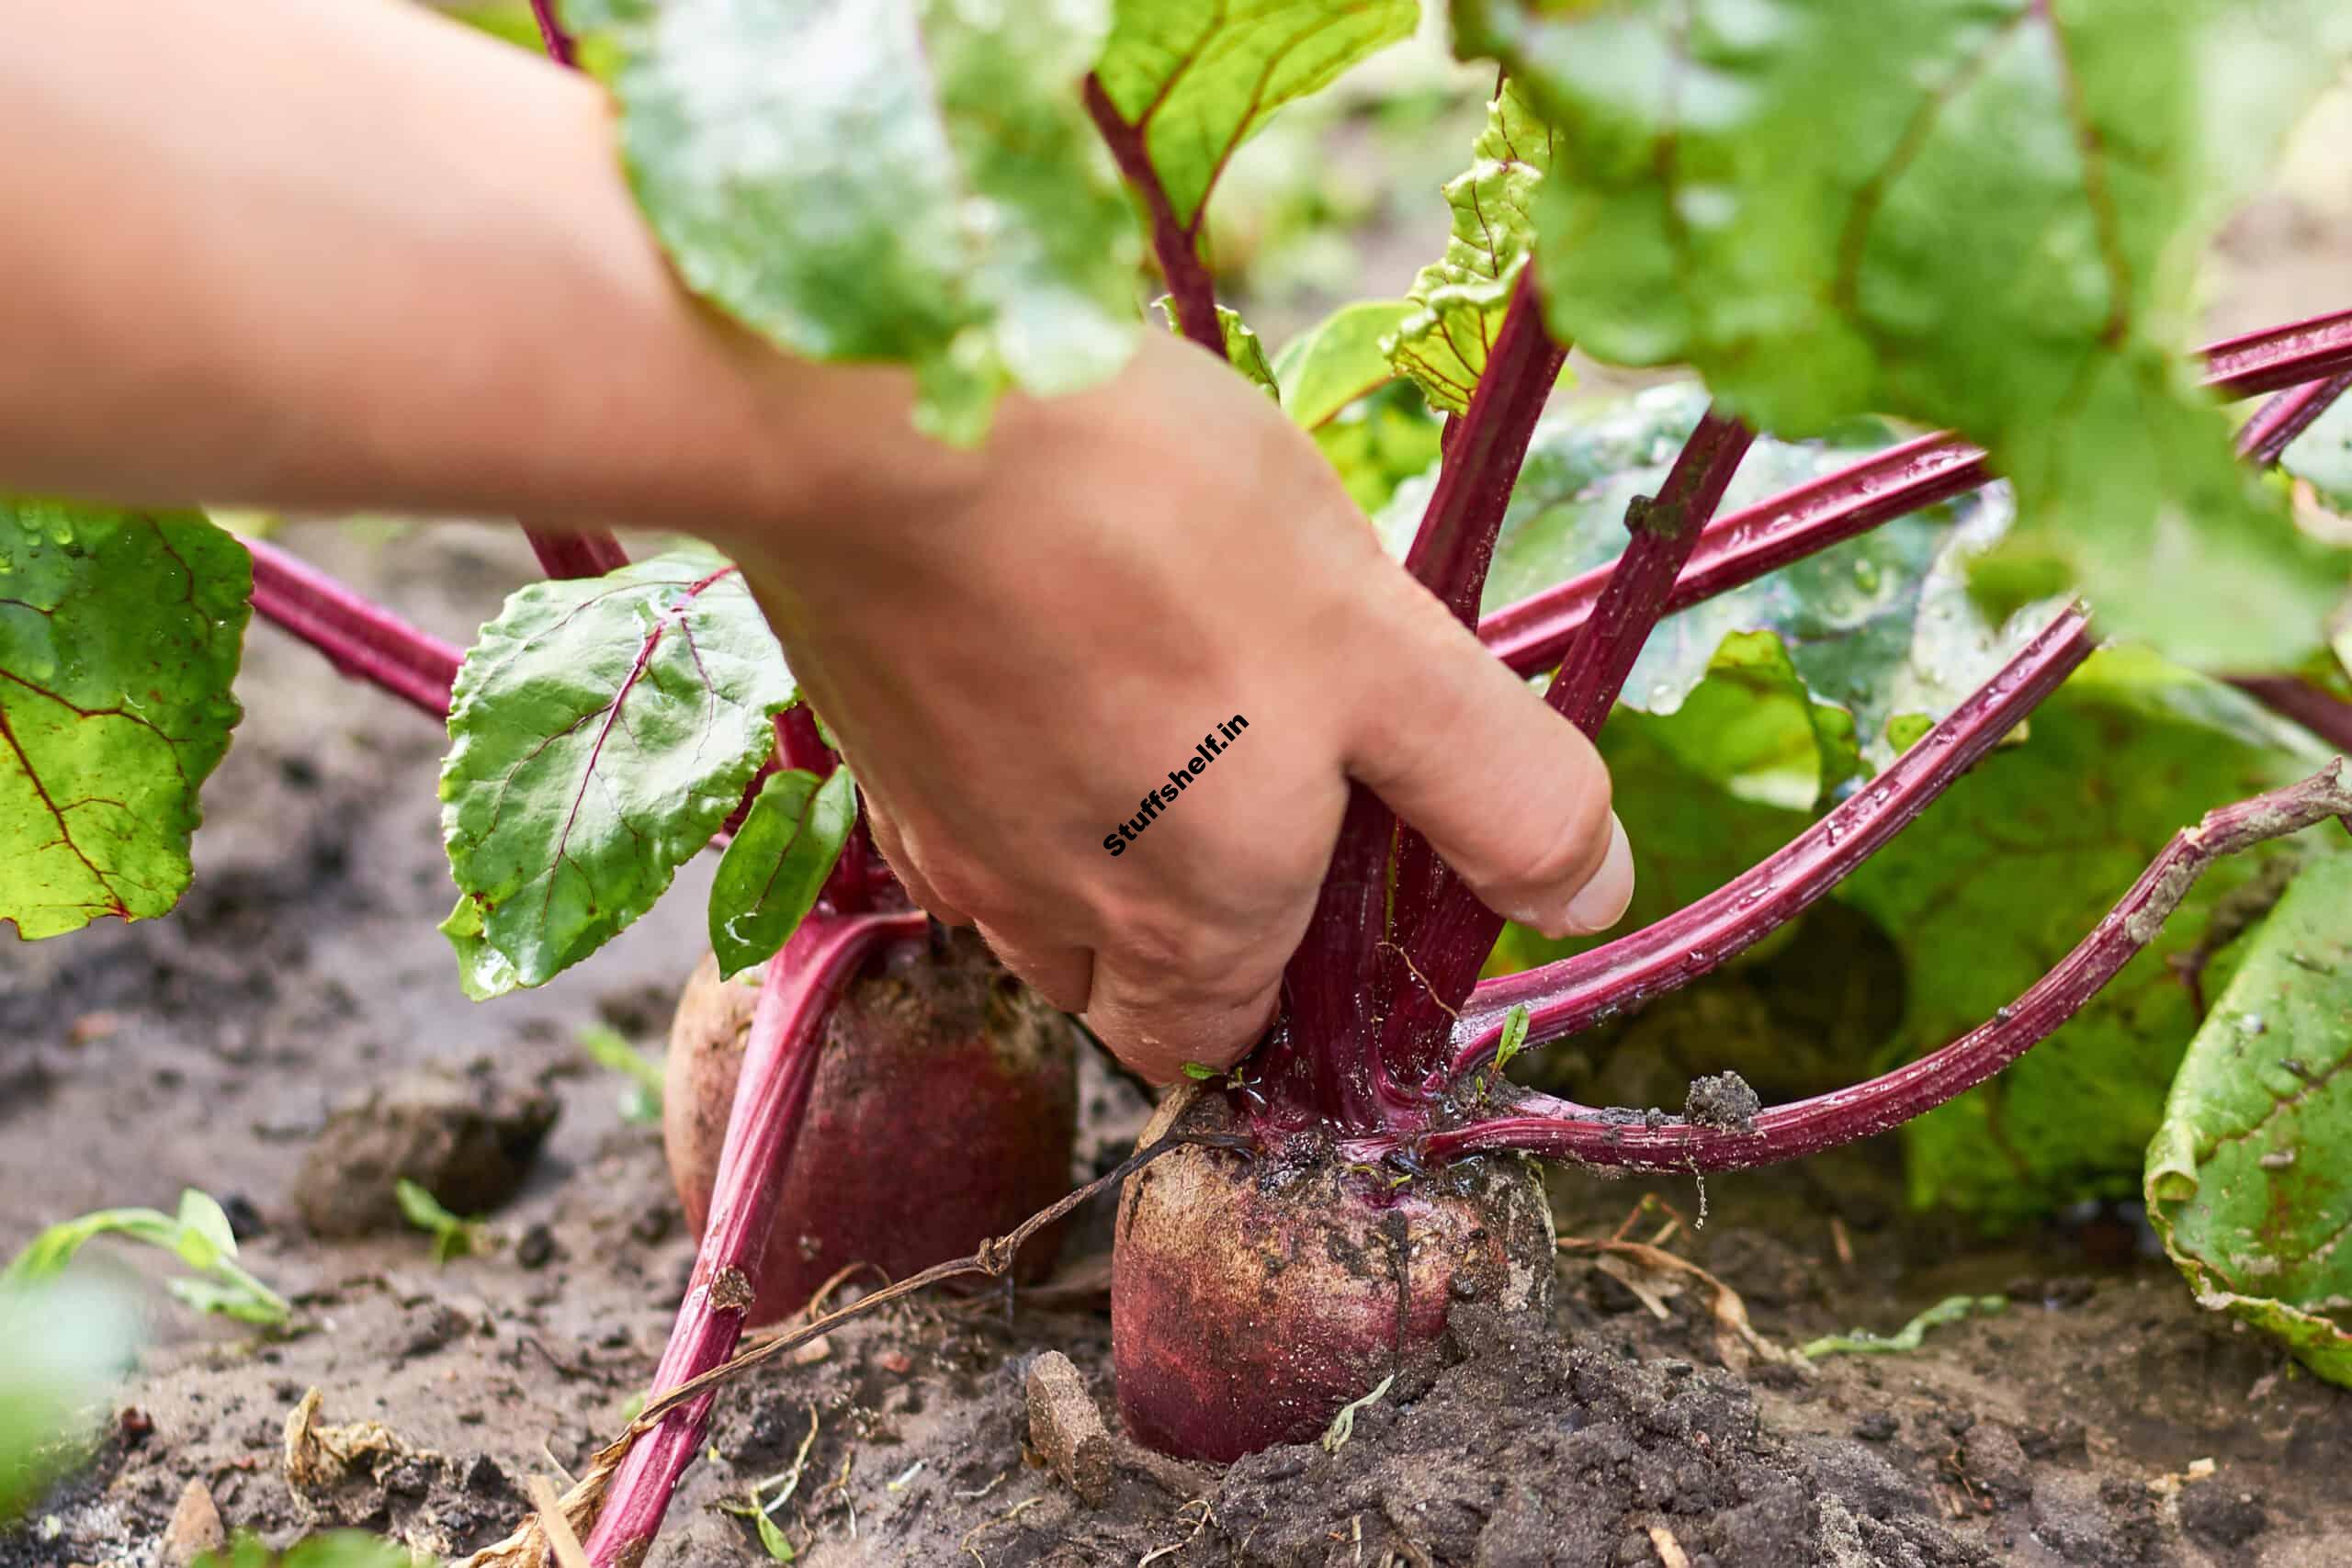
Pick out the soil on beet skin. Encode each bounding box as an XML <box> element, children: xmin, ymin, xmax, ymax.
<box><xmin>8</xmin><ymin>534</ymin><xmax>2352</xmax><ymax>1564</ymax></box>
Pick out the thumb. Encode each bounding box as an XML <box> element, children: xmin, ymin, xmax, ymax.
<box><xmin>1343</xmin><ymin>579</ymin><xmax>1633</xmax><ymax>940</ymax></box>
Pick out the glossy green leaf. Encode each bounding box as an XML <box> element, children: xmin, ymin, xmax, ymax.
<box><xmin>1273</xmin><ymin>299</ymin><xmax>1414</xmax><ymax>429</ymax></box>
<box><xmin>1839</xmin><ymin>650</ymin><xmax>2335</xmax><ymax>1226</ymax></box>
<box><xmin>440</xmin><ymin>550</ymin><xmax>794</xmax><ymax>999</ymax></box>
<box><xmin>0</xmin><ymin>1280</ymin><xmax>139</xmax><ymax>1522</ymax></box>
<box><xmin>1386</xmin><ymin>78</ymin><xmax>1558</xmax><ymax>413</ymax></box>
<box><xmin>2148</xmin><ymin>854</ymin><xmax>2352</xmax><ymax>1387</ymax></box>
<box><xmin>1092</xmin><ymin>0</ymin><xmax>1419</xmax><ymax>230</ymax></box>
<box><xmin>575</xmin><ymin>0</ymin><xmax>1140</xmax><ymax>444</ymax></box>
<box><xmin>1158</xmin><ymin>298</ymin><xmax>1279</xmax><ymax>400</ymax></box>
<box><xmin>1458</xmin><ymin>0</ymin><xmax>2352</xmax><ymax>667</ymax></box>
<box><xmin>0</xmin><ymin>502</ymin><xmax>248</xmax><ymax>940</ymax></box>
<box><xmin>708</xmin><ymin>766</ymin><xmax>858</xmax><ymax>978</ymax></box>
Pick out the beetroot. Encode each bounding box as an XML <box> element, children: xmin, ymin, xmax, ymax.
<box><xmin>1113</xmin><ymin>1090</ymin><xmax>1554</xmax><ymax>1461</ymax></box>
<box><xmin>664</xmin><ymin>930</ymin><xmax>1075</xmax><ymax>1325</ymax></box>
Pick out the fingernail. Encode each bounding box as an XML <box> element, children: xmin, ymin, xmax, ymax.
<box><xmin>1561</xmin><ymin>812</ymin><xmax>1634</xmax><ymax>935</ymax></box>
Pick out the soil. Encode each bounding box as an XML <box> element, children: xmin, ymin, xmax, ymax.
<box><xmin>9</xmin><ymin>74</ymin><xmax>2352</xmax><ymax>1568</ymax></box>
<box><xmin>4</xmin><ymin>525</ymin><xmax>2348</xmax><ymax>1568</ymax></box>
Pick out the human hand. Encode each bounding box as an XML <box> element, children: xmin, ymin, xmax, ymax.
<box><xmin>719</xmin><ymin>331</ymin><xmax>1634</xmax><ymax>1084</ymax></box>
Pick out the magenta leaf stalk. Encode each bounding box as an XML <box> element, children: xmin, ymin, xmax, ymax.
<box><xmin>1401</xmin><ymin>270</ymin><xmax>1573</xmax><ymax>628</ymax></box>
<box><xmin>2202</xmin><ymin>308</ymin><xmax>2352</xmax><ymax>397</ymax></box>
<box><xmin>526</xmin><ymin>0</ymin><xmax>577</xmax><ymax>66</ymax></box>
<box><xmin>1392</xmin><ymin>761</ymin><xmax>2352</xmax><ymax>1171</ymax></box>
<box><xmin>245</xmin><ymin>539</ymin><xmax>460</xmax><ymax>720</ymax></box>
<box><xmin>1451</xmin><ymin>606</ymin><xmax>2097</xmax><ymax>1075</ymax></box>
<box><xmin>1264</xmin><ymin>274</ymin><xmax>1572</xmax><ymax>1122</ymax></box>
<box><xmin>1543</xmin><ymin>409</ymin><xmax>1756</xmax><ymax>734</ymax></box>
<box><xmin>1381</xmin><ymin>412</ymin><xmax>1754</xmax><ymax>1084</ymax></box>
<box><xmin>521</xmin><ymin>526</ymin><xmax>629</xmax><ymax>581</ymax></box>
<box><xmin>2235</xmin><ymin>370</ymin><xmax>2352</xmax><ymax>464</ymax></box>
<box><xmin>2223</xmin><ymin>675</ymin><xmax>2352</xmax><ymax>755</ymax></box>
<box><xmin>1083</xmin><ymin>78</ymin><xmax>1226</xmax><ymax>358</ymax></box>
<box><xmin>582</xmin><ymin>908</ymin><xmax>927</xmax><ymax>1568</ymax></box>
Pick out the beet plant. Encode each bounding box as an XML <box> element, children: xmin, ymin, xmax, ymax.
<box><xmin>11</xmin><ymin>2</ymin><xmax>2352</xmax><ymax>1564</ymax></box>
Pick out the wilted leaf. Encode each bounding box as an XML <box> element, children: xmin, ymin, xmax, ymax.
<box><xmin>0</xmin><ymin>502</ymin><xmax>247</xmax><ymax>940</ymax></box>
<box><xmin>1458</xmin><ymin>0</ymin><xmax>2352</xmax><ymax>667</ymax></box>
<box><xmin>2148</xmin><ymin>854</ymin><xmax>2352</xmax><ymax>1387</ymax></box>
<box><xmin>440</xmin><ymin>550</ymin><xmax>794</xmax><ymax>998</ymax></box>
<box><xmin>708</xmin><ymin>766</ymin><xmax>858</xmax><ymax>977</ymax></box>
<box><xmin>1274</xmin><ymin>299</ymin><xmax>1415</xmax><ymax>429</ymax></box>
<box><xmin>575</xmin><ymin>0</ymin><xmax>1140</xmax><ymax>443</ymax></box>
<box><xmin>1842</xmin><ymin>650</ymin><xmax>2335</xmax><ymax>1226</ymax></box>
<box><xmin>1092</xmin><ymin>0</ymin><xmax>1419</xmax><ymax>231</ymax></box>
<box><xmin>1386</xmin><ymin>78</ymin><xmax>1558</xmax><ymax>413</ymax></box>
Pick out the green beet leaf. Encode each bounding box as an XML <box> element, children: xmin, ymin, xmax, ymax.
<box><xmin>1456</xmin><ymin>0</ymin><xmax>2352</xmax><ymax>668</ymax></box>
<box><xmin>0</xmin><ymin>502</ymin><xmax>248</xmax><ymax>940</ymax></box>
<box><xmin>574</xmin><ymin>0</ymin><xmax>1141</xmax><ymax>445</ymax></box>
<box><xmin>1386</xmin><ymin>78</ymin><xmax>1558</xmax><ymax>414</ymax></box>
<box><xmin>1157</xmin><ymin>298</ymin><xmax>1279</xmax><ymax>400</ymax></box>
<box><xmin>2148</xmin><ymin>854</ymin><xmax>2352</xmax><ymax>1388</ymax></box>
<box><xmin>709</xmin><ymin>765</ymin><xmax>858</xmax><ymax>978</ymax></box>
<box><xmin>1273</xmin><ymin>299</ymin><xmax>1414</xmax><ymax>430</ymax></box>
<box><xmin>440</xmin><ymin>549</ymin><xmax>794</xmax><ymax>999</ymax></box>
<box><xmin>1091</xmin><ymin>0</ymin><xmax>1419</xmax><ymax>231</ymax></box>
<box><xmin>1841</xmin><ymin>649</ymin><xmax>2335</xmax><ymax>1226</ymax></box>
<box><xmin>1311</xmin><ymin>380</ymin><xmax>1446</xmax><ymax>515</ymax></box>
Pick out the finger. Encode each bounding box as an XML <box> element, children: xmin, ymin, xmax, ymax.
<box><xmin>1345</xmin><ymin>581</ymin><xmax>1632</xmax><ymax>940</ymax></box>
<box><xmin>975</xmin><ymin>921</ymin><xmax>1094</xmax><ymax>1013</ymax></box>
<box><xmin>862</xmin><ymin>794</ymin><xmax>972</xmax><ymax>928</ymax></box>
<box><xmin>1082</xmin><ymin>939</ymin><xmax>1285</xmax><ymax>1086</ymax></box>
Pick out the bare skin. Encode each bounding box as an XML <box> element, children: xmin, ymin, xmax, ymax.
<box><xmin>0</xmin><ymin>0</ymin><xmax>1632</xmax><ymax>1081</ymax></box>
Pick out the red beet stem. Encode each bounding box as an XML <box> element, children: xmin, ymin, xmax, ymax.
<box><xmin>1266</xmin><ymin>276</ymin><xmax>1572</xmax><ymax>1122</ymax></box>
<box><xmin>245</xmin><ymin>538</ymin><xmax>460</xmax><ymax>720</ymax></box>
<box><xmin>1396</xmin><ymin>761</ymin><xmax>2352</xmax><ymax>1170</ymax></box>
<box><xmin>582</xmin><ymin>908</ymin><xmax>927</xmax><ymax>1568</ymax></box>
<box><xmin>521</xmin><ymin>526</ymin><xmax>629</xmax><ymax>580</ymax></box>
<box><xmin>1449</xmin><ymin>606</ymin><xmax>2096</xmax><ymax>1077</ymax></box>
<box><xmin>1379</xmin><ymin>412</ymin><xmax>1752</xmax><ymax>1086</ymax></box>
<box><xmin>1083</xmin><ymin>76</ymin><xmax>1224</xmax><ymax>357</ymax></box>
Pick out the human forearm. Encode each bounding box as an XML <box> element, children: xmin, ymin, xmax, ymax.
<box><xmin>0</xmin><ymin>0</ymin><xmax>913</xmax><ymax>530</ymax></box>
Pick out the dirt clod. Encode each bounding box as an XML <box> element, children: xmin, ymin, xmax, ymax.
<box><xmin>158</xmin><ymin>1480</ymin><xmax>224</xmax><ymax>1568</ymax></box>
<box><xmin>1683</xmin><ymin>1072</ymin><xmax>1762</xmax><ymax>1131</ymax></box>
<box><xmin>1023</xmin><ymin>1350</ymin><xmax>1113</xmax><ymax>1506</ymax></box>
<box><xmin>293</xmin><ymin>1064</ymin><xmax>557</xmax><ymax>1236</ymax></box>
<box><xmin>1958</xmin><ymin>1421</ymin><xmax>2032</xmax><ymax>1508</ymax></box>
<box><xmin>2180</xmin><ymin>1479</ymin><xmax>2268</xmax><ymax>1549</ymax></box>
